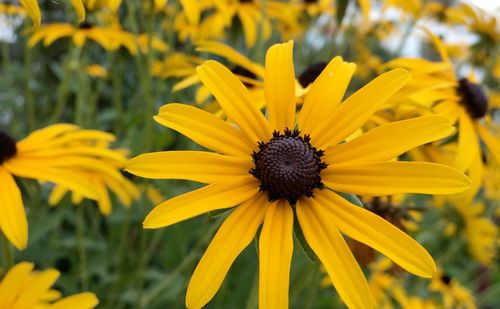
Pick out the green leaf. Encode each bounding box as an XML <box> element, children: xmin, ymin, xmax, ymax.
<box><xmin>336</xmin><ymin>0</ymin><xmax>349</xmax><ymax>26</ymax></box>
<box><xmin>336</xmin><ymin>191</ymin><xmax>364</xmax><ymax>208</ymax></box>
<box><xmin>293</xmin><ymin>208</ymin><xmax>319</xmax><ymax>265</ymax></box>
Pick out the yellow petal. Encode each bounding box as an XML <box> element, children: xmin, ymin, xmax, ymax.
<box><xmin>172</xmin><ymin>74</ymin><xmax>200</xmax><ymax>92</ymax></box>
<box><xmin>264</xmin><ymin>41</ymin><xmax>296</xmax><ymax>131</ymax></box>
<box><xmin>16</xmin><ymin>123</ymin><xmax>79</xmax><ymax>150</ymax></box>
<box><xmin>0</xmin><ymin>262</ymin><xmax>34</xmax><ymax>305</ymax></box>
<box><xmin>126</xmin><ymin>151</ymin><xmax>251</xmax><ymax>183</ymax></box>
<box><xmin>69</xmin><ymin>0</ymin><xmax>85</xmax><ymax>23</ymax></box>
<box><xmin>296</xmin><ymin>198</ymin><xmax>374</xmax><ymax>309</ymax></box>
<box><xmin>314</xmin><ymin>190</ymin><xmax>436</xmax><ymax>277</ymax></box>
<box><xmin>143</xmin><ymin>176</ymin><xmax>259</xmax><ymax>229</ymax></box>
<box><xmin>5</xmin><ymin>159</ymin><xmax>97</xmax><ymax>199</ymax></box>
<box><xmin>313</xmin><ymin>69</ymin><xmax>411</xmax><ymax>149</ymax></box>
<box><xmin>195</xmin><ymin>41</ymin><xmax>264</xmax><ymax>77</ymax></box>
<box><xmin>49</xmin><ymin>292</ymin><xmax>99</xmax><ymax>309</ymax></box>
<box><xmin>19</xmin><ymin>0</ymin><xmax>41</xmax><ymax>26</ymax></box>
<box><xmin>299</xmin><ymin>57</ymin><xmax>355</xmax><ymax>136</ymax></box>
<box><xmin>13</xmin><ymin>268</ymin><xmax>59</xmax><ymax>308</ymax></box>
<box><xmin>323</xmin><ymin>161</ymin><xmax>470</xmax><ymax>195</ymax></box>
<box><xmin>49</xmin><ymin>185</ymin><xmax>68</xmax><ymax>206</ymax></box>
<box><xmin>155</xmin><ymin>103</ymin><xmax>255</xmax><ymax>157</ymax></box>
<box><xmin>325</xmin><ymin>115</ymin><xmax>454</xmax><ymax>164</ymax></box>
<box><xmin>186</xmin><ymin>193</ymin><xmax>268</xmax><ymax>309</ymax></box>
<box><xmin>454</xmin><ymin>110</ymin><xmax>479</xmax><ymax>171</ymax></box>
<box><xmin>238</xmin><ymin>9</ymin><xmax>257</xmax><ymax>47</ymax></box>
<box><xmin>196</xmin><ymin>60</ymin><xmax>272</xmax><ymax>143</ymax></box>
<box><xmin>259</xmin><ymin>200</ymin><xmax>294</xmax><ymax>309</ymax></box>
<box><xmin>475</xmin><ymin>121</ymin><xmax>500</xmax><ymax>163</ymax></box>
<box><xmin>180</xmin><ymin>0</ymin><xmax>200</xmax><ymax>25</ymax></box>
<box><xmin>0</xmin><ymin>167</ymin><xmax>28</xmax><ymax>250</ymax></box>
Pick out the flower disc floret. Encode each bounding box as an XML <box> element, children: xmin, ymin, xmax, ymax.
<box><xmin>0</xmin><ymin>131</ymin><xmax>17</xmax><ymax>164</ymax></box>
<box><xmin>250</xmin><ymin>128</ymin><xmax>327</xmax><ymax>204</ymax></box>
<box><xmin>457</xmin><ymin>78</ymin><xmax>488</xmax><ymax>119</ymax></box>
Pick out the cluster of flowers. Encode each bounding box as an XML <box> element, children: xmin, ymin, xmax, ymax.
<box><xmin>0</xmin><ymin>0</ymin><xmax>498</xmax><ymax>308</ymax></box>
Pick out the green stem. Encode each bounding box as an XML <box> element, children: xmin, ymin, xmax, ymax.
<box><xmin>141</xmin><ymin>219</ymin><xmax>222</xmax><ymax>307</ymax></box>
<box><xmin>50</xmin><ymin>45</ymin><xmax>81</xmax><ymax>123</ymax></box>
<box><xmin>1</xmin><ymin>234</ymin><xmax>14</xmax><ymax>270</ymax></box>
<box><xmin>395</xmin><ymin>18</ymin><xmax>416</xmax><ymax>56</ymax></box>
<box><xmin>110</xmin><ymin>53</ymin><xmax>124</xmax><ymax>133</ymax></box>
<box><xmin>24</xmin><ymin>46</ymin><xmax>35</xmax><ymax>131</ymax></box>
<box><xmin>76</xmin><ymin>204</ymin><xmax>89</xmax><ymax>291</ymax></box>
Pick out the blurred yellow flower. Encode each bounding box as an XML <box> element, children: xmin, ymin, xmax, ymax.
<box><xmin>20</xmin><ymin>0</ymin><xmax>85</xmax><ymax>27</ymax></box>
<box><xmin>0</xmin><ymin>124</ymin><xmax>138</xmax><ymax>249</ymax></box>
<box><xmin>0</xmin><ymin>262</ymin><xmax>98</xmax><ymax>308</ymax></box>
<box><xmin>28</xmin><ymin>23</ymin><xmax>138</xmax><ymax>54</ymax></box>
<box><xmin>85</xmin><ymin>64</ymin><xmax>108</xmax><ymax>78</ymax></box>
<box><xmin>429</xmin><ymin>268</ymin><xmax>477</xmax><ymax>309</ymax></box>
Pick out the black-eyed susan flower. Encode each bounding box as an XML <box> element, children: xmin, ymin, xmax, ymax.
<box><xmin>0</xmin><ymin>261</ymin><xmax>98</xmax><ymax>308</ymax></box>
<box><xmin>47</xmin><ymin>143</ymin><xmax>139</xmax><ymax>216</ymax></box>
<box><xmin>20</xmin><ymin>0</ymin><xmax>85</xmax><ymax>27</ymax></box>
<box><xmin>28</xmin><ymin>22</ymin><xmax>138</xmax><ymax>54</ymax></box>
<box><xmin>0</xmin><ymin>124</ymin><xmax>137</xmax><ymax>249</ymax></box>
<box><xmin>385</xmin><ymin>31</ymin><xmax>500</xmax><ymax>195</ymax></box>
<box><xmin>429</xmin><ymin>268</ymin><xmax>477</xmax><ymax>309</ymax></box>
<box><xmin>0</xmin><ymin>2</ymin><xmax>26</xmax><ymax>17</ymax></box>
<box><xmin>126</xmin><ymin>41</ymin><xmax>470</xmax><ymax>309</ymax></box>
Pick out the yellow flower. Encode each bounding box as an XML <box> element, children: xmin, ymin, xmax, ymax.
<box><xmin>85</xmin><ymin>0</ymin><xmax>123</xmax><ymax>13</ymax></box>
<box><xmin>455</xmin><ymin>202</ymin><xmax>498</xmax><ymax>265</ymax></box>
<box><xmin>429</xmin><ymin>268</ymin><xmax>477</xmax><ymax>309</ymax></box>
<box><xmin>28</xmin><ymin>23</ymin><xmax>139</xmax><ymax>54</ymax></box>
<box><xmin>174</xmin><ymin>41</ymin><xmax>265</xmax><ymax>109</ymax></box>
<box><xmin>0</xmin><ymin>262</ymin><xmax>98</xmax><ymax>308</ymax></box>
<box><xmin>446</xmin><ymin>3</ymin><xmax>500</xmax><ymax>45</ymax></box>
<box><xmin>0</xmin><ymin>3</ymin><xmax>26</xmax><ymax>17</ymax></box>
<box><xmin>126</xmin><ymin>41</ymin><xmax>470</xmax><ymax>309</ymax></box>
<box><xmin>385</xmin><ymin>31</ymin><xmax>500</xmax><ymax>197</ymax></box>
<box><xmin>209</xmin><ymin>0</ymin><xmax>302</xmax><ymax>47</ymax></box>
<box><xmin>0</xmin><ymin>124</ymin><xmax>137</xmax><ymax>249</ymax></box>
<box><xmin>20</xmin><ymin>0</ymin><xmax>85</xmax><ymax>27</ymax></box>
<box><xmin>85</xmin><ymin>64</ymin><xmax>108</xmax><ymax>78</ymax></box>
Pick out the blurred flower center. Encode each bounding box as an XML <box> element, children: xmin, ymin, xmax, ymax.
<box><xmin>457</xmin><ymin>78</ymin><xmax>488</xmax><ymax>119</ymax></box>
<box><xmin>250</xmin><ymin>129</ymin><xmax>327</xmax><ymax>204</ymax></box>
<box><xmin>230</xmin><ymin>65</ymin><xmax>257</xmax><ymax>88</ymax></box>
<box><xmin>298</xmin><ymin>62</ymin><xmax>327</xmax><ymax>88</ymax></box>
<box><xmin>79</xmin><ymin>21</ymin><xmax>93</xmax><ymax>29</ymax></box>
<box><xmin>0</xmin><ymin>131</ymin><xmax>17</xmax><ymax>164</ymax></box>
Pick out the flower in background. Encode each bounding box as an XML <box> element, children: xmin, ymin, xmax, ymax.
<box><xmin>0</xmin><ymin>261</ymin><xmax>98</xmax><ymax>308</ymax></box>
<box><xmin>85</xmin><ymin>64</ymin><xmax>108</xmax><ymax>79</ymax></box>
<box><xmin>385</xmin><ymin>31</ymin><xmax>500</xmax><ymax>204</ymax></box>
<box><xmin>126</xmin><ymin>41</ymin><xmax>470</xmax><ymax>309</ymax></box>
<box><xmin>47</xmin><ymin>143</ymin><xmax>139</xmax><ymax>216</ymax></box>
<box><xmin>0</xmin><ymin>124</ymin><xmax>138</xmax><ymax>249</ymax></box>
<box><xmin>454</xmin><ymin>202</ymin><xmax>498</xmax><ymax>265</ymax></box>
<box><xmin>20</xmin><ymin>0</ymin><xmax>85</xmax><ymax>27</ymax></box>
<box><xmin>429</xmin><ymin>268</ymin><xmax>477</xmax><ymax>309</ymax></box>
<box><xmin>28</xmin><ymin>22</ymin><xmax>166</xmax><ymax>55</ymax></box>
<box><xmin>28</xmin><ymin>22</ymin><xmax>137</xmax><ymax>53</ymax></box>
<box><xmin>0</xmin><ymin>2</ymin><xmax>26</xmax><ymax>43</ymax></box>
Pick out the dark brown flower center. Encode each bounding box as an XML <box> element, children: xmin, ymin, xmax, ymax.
<box><xmin>298</xmin><ymin>62</ymin><xmax>327</xmax><ymax>88</ymax></box>
<box><xmin>0</xmin><ymin>131</ymin><xmax>17</xmax><ymax>164</ymax></box>
<box><xmin>441</xmin><ymin>274</ymin><xmax>452</xmax><ymax>285</ymax></box>
<box><xmin>303</xmin><ymin>0</ymin><xmax>319</xmax><ymax>3</ymax></box>
<box><xmin>250</xmin><ymin>129</ymin><xmax>327</xmax><ymax>204</ymax></box>
<box><xmin>79</xmin><ymin>21</ymin><xmax>93</xmax><ymax>29</ymax></box>
<box><xmin>231</xmin><ymin>65</ymin><xmax>257</xmax><ymax>88</ymax></box>
<box><xmin>457</xmin><ymin>78</ymin><xmax>488</xmax><ymax>119</ymax></box>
